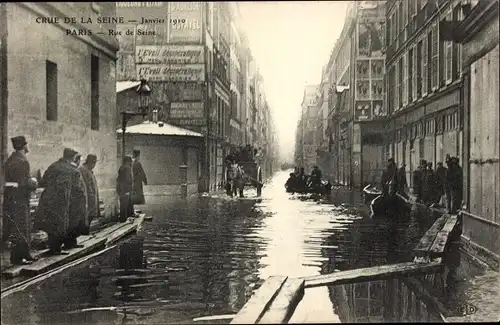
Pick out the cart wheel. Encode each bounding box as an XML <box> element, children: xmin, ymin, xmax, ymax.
<box><xmin>257</xmin><ymin>167</ymin><xmax>262</xmax><ymax>197</ymax></box>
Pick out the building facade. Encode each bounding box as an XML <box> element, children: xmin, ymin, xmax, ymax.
<box><xmin>0</xmin><ymin>2</ymin><xmax>120</xmax><ymax>233</ymax></box>
<box><xmin>116</xmin><ymin>2</ymin><xmax>276</xmax><ymax>193</ymax></box>
<box><xmin>447</xmin><ymin>0</ymin><xmax>499</xmax><ymax>269</ymax></box>
<box><xmin>385</xmin><ymin>0</ymin><xmax>465</xmax><ymax>190</ymax></box>
<box><xmin>295</xmin><ymin>85</ymin><xmax>320</xmax><ymax>173</ymax></box>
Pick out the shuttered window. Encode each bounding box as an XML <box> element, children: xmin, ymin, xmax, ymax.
<box><xmin>412</xmin><ymin>46</ymin><xmax>418</xmax><ymax>101</ymax></box>
<box><xmin>399</xmin><ymin>57</ymin><xmax>403</xmax><ymax>108</ymax></box>
<box><xmin>422</xmin><ymin>37</ymin><xmax>428</xmax><ymax>96</ymax></box>
<box><xmin>417</xmin><ymin>41</ymin><xmax>422</xmax><ymax>98</ymax></box>
<box><xmin>431</xmin><ymin>24</ymin><xmax>439</xmax><ymax>90</ymax></box>
<box><xmin>395</xmin><ymin>62</ymin><xmax>399</xmax><ymax>111</ymax></box>
<box><xmin>445</xmin><ymin>11</ymin><xmax>453</xmax><ymax>83</ymax></box>
<box><xmin>403</xmin><ymin>52</ymin><xmax>408</xmax><ymax>106</ymax></box>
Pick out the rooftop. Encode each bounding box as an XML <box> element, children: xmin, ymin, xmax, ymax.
<box><xmin>117</xmin><ymin>121</ymin><xmax>203</xmax><ymax>137</ymax></box>
<box><xmin>116</xmin><ymin>81</ymin><xmax>141</xmax><ymax>93</ymax></box>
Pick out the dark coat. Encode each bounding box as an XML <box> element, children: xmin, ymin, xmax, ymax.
<box><xmin>132</xmin><ymin>160</ymin><xmax>147</xmax><ymax>205</ymax></box>
<box><xmin>36</xmin><ymin>159</ymin><xmax>73</xmax><ymax>237</ymax></box>
<box><xmin>381</xmin><ymin>165</ymin><xmax>398</xmax><ymax>195</ymax></box>
<box><xmin>117</xmin><ymin>164</ymin><xmax>133</xmax><ymax>197</ymax></box>
<box><xmin>79</xmin><ymin>164</ymin><xmax>99</xmax><ymax>218</ymax></box>
<box><xmin>435</xmin><ymin>166</ymin><xmax>447</xmax><ymax>194</ymax></box>
<box><xmin>3</xmin><ymin>151</ymin><xmax>37</xmax><ymax>244</ymax></box>
<box><xmin>69</xmin><ymin>164</ymin><xmax>88</xmax><ymax>236</ymax></box>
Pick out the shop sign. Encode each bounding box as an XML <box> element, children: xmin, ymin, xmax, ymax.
<box><xmin>169</xmin><ymin>102</ymin><xmax>204</xmax><ymax>119</ymax></box>
<box><xmin>136</xmin><ymin>45</ymin><xmax>204</xmax><ymax>64</ymax></box>
<box><xmin>354</xmin><ymin>100</ymin><xmax>372</xmax><ymax>121</ymax></box>
<box><xmin>168</xmin><ymin>2</ymin><xmax>203</xmax><ymax>43</ymax></box>
<box><xmin>137</xmin><ymin>64</ymin><xmax>205</xmax><ymax>82</ymax></box>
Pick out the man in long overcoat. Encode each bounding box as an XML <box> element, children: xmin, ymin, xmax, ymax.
<box><xmin>131</xmin><ymin>149</ymin><xmax>147</xmax><ymax>207</ymax></box>
<box><xmin>117</xmin><ymin>156</ymin><xmax>134</xmax><ymax>222</ymax></box>
<box><xmin>66</xmin><ymin>154</ymin><xmax>88</xmax><ymax>245</ymax></box>
<box><xmin>435</xmin><ymin>162</ymin><xmax>447</xmax><ymax>205</ymax></box>
<box><xmin>381</xmin><ymin>158</ymin><xmax>398</xmax><ymax>196</ymax></box>
<box><xmin>79</xmin><ymin>154</ymin><xmax>100</xmax><ymax>233</ymax></box>
<box><xmin>36</xmin><ymin>148</ymin><xmax>77</xmax><ymax>254</ymax></box>
<box><xmin>3</xmin><ymin>136</ymin><xmax>38</xmax><ymax>264</ymax></box>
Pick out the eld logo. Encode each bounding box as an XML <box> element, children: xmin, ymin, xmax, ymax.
<box><xmin>457</xmin><ymin>303</ymin><xmax>478</xmax><ymax>316</ymax></box>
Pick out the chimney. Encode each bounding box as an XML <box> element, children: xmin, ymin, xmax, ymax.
<box><xmin>152</xmin><ymin>109</ymin><xmax>158</xmax><ymax>123</ymax></box>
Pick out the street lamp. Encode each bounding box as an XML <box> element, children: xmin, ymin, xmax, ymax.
<box><xmin>121</xmin><ymin>79</ymin><xmax>152</xmax><ymax>160</ymax></box>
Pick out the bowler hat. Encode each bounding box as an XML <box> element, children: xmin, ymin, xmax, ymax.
<box><xmin>11</xmin><ymin>136</ymin><xmax>27</xmax><ymax>150</ymax></box>
<box><xmin>132</xmin><ymin>149</ymin><xmax>141</xmax><ymax>157</ymax></box>
<box><xmin>85</xmin><ymin>154</ymin><xmax>97</xmax><ymax>164</ymax></box>
<box><xmin>63</xmin><ymin>148</ymin><xmax>78</xmax><ymax>160</ymax></box>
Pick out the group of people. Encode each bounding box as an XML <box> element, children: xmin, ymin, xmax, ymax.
<box><xmin>380</xmin><ymin>154</ymin><xmax>463</xmax><ymax>214</ymax></box>
<box><xmin>225</xmin><ymin>144</ymin><xmax>261</xmax><ymax>164</ymax></box>
<box><xmin>285</xmin><ymin>166</ymin><xmax>326</xmax><ymax>193</ymax></box>
<box><xmin>2</xmin><ymin>135</ymin><xmax>148</xmax><ymax>265</ymax></box>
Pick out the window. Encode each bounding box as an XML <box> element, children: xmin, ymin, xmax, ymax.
<box><xmin>402</xmin><ymin>52</ymin><xmax>408</xmax><ymax>106</ymax></box>
<box><xmin>394</xmin><ymin>63</ymin><xmax>399</xmax><ymax>111</ymax></box>
<box><xmin>422</xmin><ymin>35</ymin><xmax>428</xmax><ymax>96</ymax></box>
<box><xmin>431</xmin><ymin>24</ymin><xmax>439</xmax><ymax>90</ymax></box>
<box><xmin>412</xmin><ymin>46</ymin><xmax>418</xmax><ymax>101</ymax></box>
<box><xmin>417</xmin><ymin>41</ymin><xmax>422</xmax><ymax>98</ymax></box>
<box><xmin>453</xmin><ymin>5</ymin><xmax>463</xmax><ymax>78</ymax></box>
<box><xmin>398</xmin><ymin>57</ymin><xmax>403</xmax><ymax>108</ymax></box>
<box><xmin>91</xmin><ymin>55</ymin><xmax>99</xmax><ymax>130</ymax></box>
<box><xmin>46</xmin><ymin>60</ymin><xmax>58</xmax><ymax>121</ymax></box>
<box><xmin>408</xmin><ymin>48</ymin><xmax>413</xmax><ymax>103</ymax></box>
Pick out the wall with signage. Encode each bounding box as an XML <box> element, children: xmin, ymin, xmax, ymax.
<box><xmin>355</xmin><ymin>58</ymin><xmax>386</xmax><ymax>121</ymax></box>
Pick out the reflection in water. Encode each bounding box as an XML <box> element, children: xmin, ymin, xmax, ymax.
<box><xmin>1</xmin><ymin>171</ymin><xmax>448</xmax><ymax>324</ymax></box>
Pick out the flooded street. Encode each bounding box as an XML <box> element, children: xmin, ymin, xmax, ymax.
<box><xmin>2</xmin><ymin>171</ymin><xmax>448</xmax><ymax>324</ymax></box>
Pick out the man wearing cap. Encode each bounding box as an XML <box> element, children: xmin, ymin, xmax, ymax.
<box><xmin>36</xmin><ymin>148</ymin><xmax>83</xmax><ymax>254</ymax></box>
<box><xmin>79</xmin><ymin>154</ymin><xmax>100</xmax><ymax>233</ymax></box>
<box><xmin>3</xmin><ymin>136</ymin><xmax>38</xmax><ymax>264</ymax></box>
<box><xmin>117</xmin><ymin>156</ymin><xmax>134</xmax><ymax>222</ymax></box>
<box><xmin>381</xmin><ymin>158</ymin><xmax>398</xmax><ymax>196</ymax></box>
<box><xmin>131</xmin><ymin>149</ymin><xmax>148</xmax><ymax>207</ymax></box>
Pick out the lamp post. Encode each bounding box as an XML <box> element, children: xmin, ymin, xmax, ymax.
<box><xmin>121</xmin><ymin>79</ymin><xmax>151</xmax><ymax>160</ymax></box>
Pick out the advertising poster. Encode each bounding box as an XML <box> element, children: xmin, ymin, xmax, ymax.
<box><xmin>136</xmin><ymin>45</ymin><xmax>204</xmax><ymax>64</ymax></box>
<box><xmin>355</xmin><ymin>100</ymin><xmax>372</xmax><ymax>121</ymax></box>
<box><xmin>136</xmin><ymin>64</ymin><xmax>205</xmax><ymax>82</ymax></box>
<box><xmin>168</xmin><ymin>2</ymin><xmax>203</xmax><ymax>43</ymax></box>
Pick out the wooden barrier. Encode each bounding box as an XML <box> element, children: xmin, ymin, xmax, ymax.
<box><xmin>414</xmin><ymin>213</ymin><xmax>459</xmax><ymax>259</ymax></box>
<box><xmin>301</xmin><ymin>260</ymin><xmax>443</xmax><ymax>288</ymax></box>
<box><xmin>258</xmin><ymin>278</ymin><xmax>304</xmax><ymax>324</ymax></box>
<box><xmin>231</xmin><ymin>276</ymin><xmax>288</xmax><ymax>324</ymax></box>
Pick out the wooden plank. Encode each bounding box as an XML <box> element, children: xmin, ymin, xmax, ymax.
<box><xmin>106</xmin><ymin>215</ymin><xmax>144</xmax><ymax>246</ymax></box>
<box><xmin>20</xmin><ymin>236</ymin><xmax>108</xmax><ymax>276</ymax></box>
<box><xmin>258</xmin><ymin>278</ymin><xmax>305</xmax><ymax>324</ymax></box>
<box><xmin>429</xmin><ymin>215</ymin><xmax>459</xmax><ymax>255</ymax></box>
<box><xmin>302</xmin><ymin>261</ymin><xmax>444</xmax><ymax>288</ymax></box>
<box><xmin>231</xmin><ymin>276</ymin><xmax>288</xmax><ymax>324</ymax></box>
<box><xmin>414</xmin><ymin>214</ymin><xmax>450</xmax><ymax>252</ymax></box>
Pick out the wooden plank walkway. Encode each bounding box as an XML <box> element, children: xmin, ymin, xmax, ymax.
<box><xmin>413</xmin><ymin>213</ymin><xmax>459</xmax><ymax>259</ymax></box>
<box><xmin>2</xmin><ymin>215</ymin><xmax>145</xmax><ymax>278</ymax></box>
<box><xmin>301</xmin><ymin>260</ymin><xmax>443</xmax><ymax>288</ymax></box>
<box><xmin>230</xmin><ymin>276</ymin><xmax>288</xmax><ymax>324</ymax></box>
<box><xmin>258</xmin><ymin>278</ymin><xmax>304</xmax><ymax>324</ymax></box>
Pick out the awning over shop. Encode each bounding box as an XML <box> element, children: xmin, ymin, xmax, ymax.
<box><xmin>117</xmin><ymin>121</ymin><xmax>203</xmax><ymax>137</ymax></box>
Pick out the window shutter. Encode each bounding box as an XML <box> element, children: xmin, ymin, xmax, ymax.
<box><xmin>403</xmin><ymin>53</ymin><xmax>408</xmax><ymax>106</ymax></box>
<box><xmin>422</xmin><ymin>37</ymin><xmax>428</xmax><ymax>96</ymax></box>
<box><xmin>412</xmin><ymin>46</ymin><xmax>418</xmax><ymax>101</ymax></box>
<box><xmin>431</xmin><ymin>24</ymin><xmax>439</xmax><ymax>89</ymax></box>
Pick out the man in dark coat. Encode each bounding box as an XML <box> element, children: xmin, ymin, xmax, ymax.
<box><xmin>413</xmin><ymin>159</ymin><xmax>426</xmax><ymax>203</ymax></box>
<box><xmin>79</xmin><ymin>154</ymin><xmax>100</xmax><ymax>233</ymax></box>
<box><xmin>381</xmin><ymin>158</ymin><xmax>398</xmax><ymax>196</ymax></box>
<box><xmin>66</xmin><ymin>154</ymin><xmax>88</xmax><ymax>245</ymax></box>
<box><xmin>117</xmin><ymin>156</ymin><xmax>134</xmax><ymax>222</ymax></box>
<box><xmin>36</xmin><ymin>148</ymin><xmax>79</xmax><ymax>254</ymax></box>
<box><xmin>310</xmin><ymin>165</ymin><xmax>323</xmax><ymax>188</ymax></box>
<box><xmin>435</xmin><ymin>162</ymin><xmax>447</xmax><ymax>205</ymax></box>
<box><xmin>397</xmin><ymin>163</ymin><xmax>409</xmax><ymax>199</ymax></box>
<box><xmin>3</xmin><ymin>136</ymin><xmax>38</xmax><ymax>264</ymax></box>
<box><xmin>423</xmin><ymin>162</ymin><xmax>436</xmax><ymax>205</ymax></box>
<box><xmin>445</xmin><ymin>157</ymin><xmax>463</xmax><ymax>214</ymax></box>
<box><xmin>131</xmin><ymin>149</ymin><xmax>147</xmax><ymax>207</ymax></box>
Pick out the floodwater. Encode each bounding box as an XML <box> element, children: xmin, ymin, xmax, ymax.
<box><xmin>1</xmin><ymin>171</ymin><xmax>453</xmax><ymax>324</ymax></box>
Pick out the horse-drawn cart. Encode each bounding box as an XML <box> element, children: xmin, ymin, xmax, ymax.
<box><xmin>238</xmin><ymin>159</ymin><xmax>263</xmax><ymax>197</ymax></box>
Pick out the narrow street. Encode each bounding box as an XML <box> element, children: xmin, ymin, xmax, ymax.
<box><xmin>1</xmin><ymin>171</ymin><xmax>444</xmax><ymax>324</ymax></box>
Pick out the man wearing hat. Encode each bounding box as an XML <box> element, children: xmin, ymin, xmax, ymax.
<box><xmin>36</xmin><ymin>148</ymin><xmax>84</xmax><ymax>254</ymax></box>
<box><xmin>79</xmin><ymin>154</ymin><xmax>100</xmax><ymax>233</ymax></box>
<box><xmin>381</xmin><ymin>158</ymin><xmax>398</xmax><ymax>196</ymax></box>
<box><xmin>117</xmin><ymin>155</ymin><xmax>134</xmax><ymax>222</ymax></box>
<box><xmin>66</xmin><ymin>153</ymin><xmax>88</xmax><ymax>246</ymax></box>
<box><xmin>131</xmin><ymin>149</ymin><xmax>148</xmax><ymax>207</ymax></box>
<box><xmin>3</xmin><ymin>136</ymin><xmax>38</xmax><ymax>264</ymax></box>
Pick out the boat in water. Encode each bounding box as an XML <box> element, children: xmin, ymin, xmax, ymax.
<box><xmin>364</xmin><ymin>184</ymin><xmax>412</xmax><ymax>219</ymax></box>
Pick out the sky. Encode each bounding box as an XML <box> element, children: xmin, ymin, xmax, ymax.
<box><xmin>238</xmin><ymin>1</ymin><xmax>349</xmax><ymax>163</ymax></box>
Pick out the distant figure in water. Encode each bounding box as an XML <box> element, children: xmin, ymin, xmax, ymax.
<box><xmin>285</xmin><ymin>173</ymin><xmax>297</xmax><ymax>193</ymax></box>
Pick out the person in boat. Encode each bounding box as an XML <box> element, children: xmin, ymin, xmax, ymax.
<box><xmin>397</xmin><ymin>163</ymin><xmax>409</xmax><ymax>199</ymax></box>
<box><xmin>434</xmin><ymin>161</ymin><xmax>447</xmax><ymax>205</ymax></box>
<box><xmin>285</xmin><ymin>172</ymin><xmax>298</xmax><ymax>193</ymax></box>
<box><xmin>380</xmin><ymin>158</ymin><xmax>398</xmax><ymax>196</ymax></box>
<box><xmin>310</xmin><ymin>165</ymin><xmax>323</xmax><ymax>188</ymax></box>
